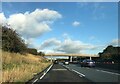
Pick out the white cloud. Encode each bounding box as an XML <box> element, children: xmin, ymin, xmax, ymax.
<box><xmin>39</xmin><ymin>38</ymin><xmax>61</xmax><ymax>49</ymax></box>
<box><xmin>110</xmin><ymin>39</ymin><xmax>120</xmax><ymax>46</ymax></box>
<box><xmin>24</xmin><ymin>38</ymin><xmax>36</xmax><ymax>47</ymax></box>
<box><xmin>55</xmin><ymin>38</ymin><xmax>98</xmax><ymax>54</ymax></box>
<box><xmin>1</xmin><ymin>9</ymin><xmax>62</xmax><ymax>38</ymax></box>
<box><xmin>38</xmin><ymin>49</ymin><xmax>65</xmax><ymax>54</ymax></box>
<box><xmin>72</xmin><ymin>21</ymin><xmax>80</xmax><ymax>27</ymax></box>
<box><xmin>38</xmin><ymin>36</ymin><xmax>100</xmax><ymax>54</ymax></box>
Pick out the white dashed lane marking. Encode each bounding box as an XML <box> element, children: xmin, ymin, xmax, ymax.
<box><xmin>52</xmin><ymin>69</ymin><xmax>67</xmax><ymax>71</ymax></box>
<box><xmin>72</xmin><ymin>69</ymin><xmax>85</xmax><ymax>77</ymax></box>
<box><xmin>96</xmin><ymin>69</ymin><xmax>120</xmax><ymax>75</ymax></box>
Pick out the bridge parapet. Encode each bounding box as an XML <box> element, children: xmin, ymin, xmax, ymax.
<box><xmin>45</xmin><ymin>54</ymin><xmax>99</xmax><ymax>57</ymax></box>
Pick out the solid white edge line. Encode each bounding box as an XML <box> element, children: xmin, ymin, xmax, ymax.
<box><xmin>40</xmin><ymin>64</ymin><xmax>53</xmax><ymax>80</ymax></box>
<box><xmin>40</xmin><ymin>72</ymin><xmax>46</xmax><ymax>79</ymax></box>
<box><xmin>96</xmin><ymin>69</ymin><xmax>120</xmax><ymax>75</ymax></box>
<box><xmin>32</xmin><ymin>78</ymin><xmax>38</xmax><ymax>84</ymax></box>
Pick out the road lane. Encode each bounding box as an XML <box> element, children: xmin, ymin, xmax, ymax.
<box><xmin>35</xmin><ymin>64</ymin><xmax>93</xmax><ymax>83</ymax></box>
<box><xmin>63</xmin><ymin>64</ymin><xmax>119</xmax><ymax>82</ymax></box>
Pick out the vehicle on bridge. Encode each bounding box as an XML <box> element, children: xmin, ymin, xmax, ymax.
<box><xmin>80</xmin><ymin>59</ymin><xmax>95</xmax><ymax>67</ymax></box>
<box><xmin>63</xmin><ymin>60</ymin><xmax>69</xmax><ymax>65</ymax></box>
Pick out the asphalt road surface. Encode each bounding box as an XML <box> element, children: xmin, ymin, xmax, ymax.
<box><xmin>30</xmin><ymin>64</ymin><xmax>93</xmax><ymax>83</ymax></box>
<box><xmin>64</xmin><ymin>63</ymin><xmax>120</xmax><ymax>83</ymax></box>
<box><xmin>28</xmin><ymin>63</ymin><xmax>120</xmax><ymax>84</ymax></box>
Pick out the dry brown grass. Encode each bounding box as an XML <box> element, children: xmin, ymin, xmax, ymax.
<box><xmin>1</xmin><ymin>51</ymin><xmax>51</xmax><ymax>83</ymax></box>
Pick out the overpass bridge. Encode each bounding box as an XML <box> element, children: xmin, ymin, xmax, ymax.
<box><xmin>45</xmin><ymin>53</ymin><xmax>99</xmax><ymax>57</ymax></box>
<box><xmin>45</xmin><ymin>53</ymin><xmax>99</xmax><ymax>62</ymax></box>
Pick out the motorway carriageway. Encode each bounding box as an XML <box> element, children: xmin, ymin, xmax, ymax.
<box><xmin>28</xmin><ymin>63</ymin><xmax>120</xmax><ymax>84</ymax></box>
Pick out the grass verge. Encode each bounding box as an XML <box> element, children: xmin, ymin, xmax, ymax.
<box><xmin>1</xmin><ymin>51</ymin><xmax>51</xmax><ymax>83</ymax></box>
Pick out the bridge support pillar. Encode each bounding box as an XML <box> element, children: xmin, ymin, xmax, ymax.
<box><xmin>70</xmin><ymin>56</ymin><xmax>72</xmax><ymax>62</ymax></box>
<box><xmin>51</xmin><ymin>55</ymin><xmax>53</xmax><ymax>62</ymax></box>
<box><xmin>90</xmin><ymin>57</ymin><xmax>92</xmax><ymax>60</ymax></box>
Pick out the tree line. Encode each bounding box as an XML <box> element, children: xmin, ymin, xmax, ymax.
<box><xmin>1</xmin><ymin>25</ymin><xmax>45</xmax><ymax>56</ymax></box>
<box><xmin>98</xmin><ymin>45</ymin><xmax>120</xmax><ymax>63</ymax></box>
<box><xmin>1</xmin><ymin>25</ymin><xmax>119</xmax><ymax>59</ymax></box>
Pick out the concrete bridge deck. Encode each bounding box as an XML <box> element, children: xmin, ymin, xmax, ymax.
<box><xmin>45</xmin><ymin>53</ymin><xmax>99</xmax><ymax>57</ymax></box>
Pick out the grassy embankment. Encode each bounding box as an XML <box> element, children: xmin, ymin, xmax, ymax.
<box><xmin>1</xmin><ymin>50</ymin><xmax>51</xmax><ymax>83</ymax></box>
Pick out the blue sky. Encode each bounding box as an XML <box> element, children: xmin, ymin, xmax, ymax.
<box><xmin>1</xmin><ymin>2</ymin><xmax>119</xmax><ymax>55</ymax></box>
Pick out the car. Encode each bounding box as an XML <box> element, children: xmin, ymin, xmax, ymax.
<box><xmin>80</xmin><ymin>59</ymin><xmax>95</xmax><ymax>67</ymax></box>
<box><xmin>54</xmin><ymin>60</ymin><xmax>59</xmax><ymax>64</ymax></box>
<box><xmin>64</xmin><ymin>61</ymin><xmax>69</xmax><ymax>65</ymax></box>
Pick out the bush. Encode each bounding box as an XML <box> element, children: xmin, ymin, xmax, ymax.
<box><xmin>2</xmin><ymin>26</ymin><xmax>27</xmax><ymax>54</ymax></box>
<box><xmin>27</xmin><ymin>48</ymin><xmax>37</xmax><ymax>55</ymax></box>
<box><xmin>38</xmin><ymin>51</ymin><xmax>45</xmax><ymax>56</ymax></box>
